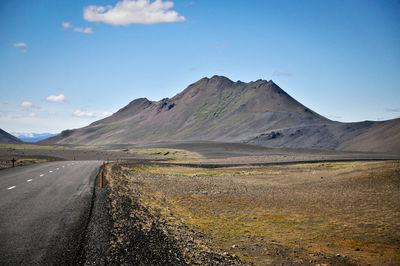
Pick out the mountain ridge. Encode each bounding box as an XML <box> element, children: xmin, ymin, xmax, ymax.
<box><xmin>0</xmin><ymin>129</ymin><xmax>23</xmax><ymax>144</ymax></box>
<box><xmin>41</xmin><ymin>76</ymin><xmax>400</xmax><ymax>154</ymax></box>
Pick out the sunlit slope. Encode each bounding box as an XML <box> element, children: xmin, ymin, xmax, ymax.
<box><xmin>42</xmin><ymin>76</ymin><xmax>400</xmax><ymax>154</ymax></box>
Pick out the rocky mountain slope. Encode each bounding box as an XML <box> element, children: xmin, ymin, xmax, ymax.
<box><xmin>0</xmin><ymin>129</ymin><xmax>23</xmax><ymax>143</ymax></box>
<box><xmin>42</xmin><ymin>76</ymin><xmax>400</xmax><ymax>154</ymax></box>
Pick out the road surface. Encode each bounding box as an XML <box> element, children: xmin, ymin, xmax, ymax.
<box><xmin>0</xmin><ymin>161</ymin><xmax>101</xmax><ymax>265</ymax></box>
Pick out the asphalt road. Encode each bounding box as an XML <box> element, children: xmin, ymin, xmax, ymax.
<box><xmin>0</xmin><ymin>161</ymin><xmax>101</xmax><ymax>265</ymax></box>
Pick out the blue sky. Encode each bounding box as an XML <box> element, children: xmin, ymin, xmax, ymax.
<box><xmin>1</xmin><ymin>0</ymin><xmax>399</xmax><ymax>134</ymax></box>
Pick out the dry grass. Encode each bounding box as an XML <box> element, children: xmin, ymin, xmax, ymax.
<box><xmin>0</xmin><ymin>158</ymin><xmax>47</xmax><ymax>169</ymax></box>
<box><xmin>106</xmin><ymin>163</ymin><xmax>241</xmax><ymax>265</ymax></box>
<box><xmin>0</xmin><ymin>143</ymin><xmax>65</xmax><ymax>150</ymax></box>
<box><xmin>130</xmin><ymin>164</ymin><xmax>282</xmax><ymax>177</ymax></box>
<box><xmin>127</xmin><ymin>148</ymin><xmax>204</xmax><ymax>163</ymax></box>
<box><xmin>116</xmin><ymin>160</ymin><xmax>400</xmax><ymax>265</ymax></box>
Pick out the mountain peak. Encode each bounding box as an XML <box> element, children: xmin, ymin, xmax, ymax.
<box><xmin>41</xmin><ymin>77</ymin><xmax>325</xmax><ymax>145</ymax></box>
<box><xmin>210</xmin><ymin>75</ymin><xmax>233</xmax><ymax>82</ymax></box>
<box><xmin>205</xmin><ymin>75</ymin><xmax>276</xmax><ymax>87</ymax></box>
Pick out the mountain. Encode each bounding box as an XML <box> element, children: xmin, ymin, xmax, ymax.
<box><xmin>12</xmin><ymin>132</ymin><xmax>57</xmax><ymax>143</ymax></box>
<box><xmin>42</xmin><ymin>76</ymin><xmax>400</xmax><ymax>154</ymax></box>
<box><xmin>0</xmin><ymin>129</ymin><xmax>23</xmax><ymax>143</ymax></box>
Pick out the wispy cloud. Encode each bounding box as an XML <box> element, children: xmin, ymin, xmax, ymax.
<box><xmin>20</xmin><ymin>101</ymin><xmax>33</xmax><ymax>107</ymax></box>
<box><xmin>74</xmin><ymin>110</ymin><xmax>95</xmax><ymax>117</ymax></box>
<box><xmin>20</xmin><ymin>101</ymin><xmax>40</xmax><ymax>109</ymax></box>
<box><xmin>386</xmin><ymin>107</ymin><xmax>400</xmax><ymax>112</ymax></box>
<box><xmin>13</xmin><ymin>42</ymin><xmax>27</xmax><ymax>47</ymax></box>
<box><xmin>61</xmin><ymin>22</ymin><xmax>93</xmax><ymax>34</ymax></box>
<box><xmin>102</xmin><ymin>111</ymin><xmax>113</xmax><ymax>116</ymax></box>
<box><xmin>13</xmin><ymin>42</ymin><xmax>28</xmax><ymax>53</ymax></box>
<box><xmin>46</xmin><ymin>94</ymin><xmax>66</xmax><ymax>103</ymax></box>
<box><xmin>62</xmin><ymin>21</ymin><xmax>71</xmax><ymax>29</ymax></box>
<box><xmin>0</xmin><ymin>110</ymin><xmax>36</xmax><ymax>119</ymax></box>
<box><xmin>72</xmin><ymin>27</ymin><xmax>93</xmax><ymax>34</ymax></box>
<box><xmin>83</xmin><ymin>0</ymin><xmax>186</xmax><ymax>25</ymax></box>
<box><xmin>273</xmin><ymin>71</ymin><xmax>293</xmax><ymax>77</ymax></box>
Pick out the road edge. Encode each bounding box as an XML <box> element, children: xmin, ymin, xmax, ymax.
<box><xmin>76</xmin><ymin>166</ymin><xmax>112</xmax><ymax>264</ymax></box>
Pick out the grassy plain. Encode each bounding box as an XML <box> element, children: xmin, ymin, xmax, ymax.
<box><xmin>108</xmin><ymin>160</ymin><xmax>400</xmax><ymax>265</ymax></box>
<box><xmin>127</xmin><ymin>148</ymin><xmax>204</xmax><ymax>163</ymax></box>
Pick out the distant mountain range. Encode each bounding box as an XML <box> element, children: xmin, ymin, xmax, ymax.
<box><xmin>12</xmin><ymin>132</ymin><xmax>57</xmax><ymax>143</ymax></box>
<box><xmin>42</xmin><ymin>76</ymin><xmax>400</xmax><ymax>154</ymax></box>
<box><xmin>0</xmin><ymin>129</ymin><xmax>23</xmax><ymax>143</ymax></box>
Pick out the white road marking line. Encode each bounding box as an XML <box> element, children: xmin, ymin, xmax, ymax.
<box><xmin>40</xmin><ymin>174</ymin><xmax>44</xmax><ymax>177</ymax></box>
<box><xmin>7</xmin><ymin>186</ymin><xmax>16</xmax><ymax>190</ymax></box>
<box><xmin>27</xmin><ymin>179</ymin><xmax>32</xmax><ymax>182</ymax></box>
<box><xmin>62</xmin><ymin>166</ymin><xmax>65</xmax><ymax>168</ymax></box>
<box><xmin>49</xmin><ymin>170</ymin><xmax>53</xmax><ymax>173</ymax></box>
<box><xmin>56</xmin><ymin>168</ymin><xmax>59</xmax><ymax>170</ymax></box>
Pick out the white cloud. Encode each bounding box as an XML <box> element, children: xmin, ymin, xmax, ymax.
<box><xmin>62</xmin><ymin>21</ymin><xmax>93</xmax><ymax>34</ymax></box>
<box><xmin>62</xmin><ymin>21</ymin><xmax>71</xmax><ymax>29</ymax></box>
<box><xmin>13</xmin><ymin>42</ymin><xmax>28</xmax><ymax>53</ymax></box>
<box><xmin>102</xmin><ymin>111</ymin><xmax>113</xmax><ymax>116</ymax></box>
<box><xmin>21</xmin><ymin>101</ymin><xmax>33</xmax><ymax>107</ymax></box>
<box><xmin>74</xmin><ymin>110</ymin><xmax>96</xmax><ymax>117</ymax></box>
<box><xmin>72</xmin><ymin>27</ymin><xmax>93</xmax><ymax>34</ymax></box>
<box><xmin>83</xmin><ymin>0</ymin><xmax>186</xmax><ymax>26</ymax></box>
<box><xmin>46</xmin><ymin>94</ymin><xmax>66</xmax><ymax>103</ymax></box>
<box><xmin>13</xmin><ymin>42</ymin><xmax>27</xmax><ymax>47</ymax></box>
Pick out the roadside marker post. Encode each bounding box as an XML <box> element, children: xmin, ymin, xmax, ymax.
<box><xmin>107</xmin><ymin>158</ymin><xmax>109</xmax><ymax>164</ymax></box>
<box><xmin>100</xmin><ymin>171</ymin><xmax>104</xmax><ymax>188</ymax></box>
<box><xmin>12</xmin><ymin>157</ymin><xmax>16</xmax><ymax>167</ymax></box>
